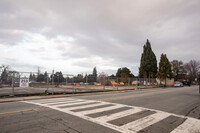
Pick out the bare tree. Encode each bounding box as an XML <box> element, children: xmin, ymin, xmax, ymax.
<box><xmin>184</xmin><ymin>60</ymin><xmax>200</xmax><ymax>83</ymax></box>
<box><xmin>97</xmin><ymin>72</ymin><xmax>108</xmax><ymax>85</ymax></box>
<box><xmin>171</xmin><ymin>60</ymin><xmax>186</xmax><ymax>81</ymax></box>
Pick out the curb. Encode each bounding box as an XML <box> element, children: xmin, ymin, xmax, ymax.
<box><xmin>0</xmin><ymin>89</ymin><xmax>139</xmax><ymax>103</ymax></box>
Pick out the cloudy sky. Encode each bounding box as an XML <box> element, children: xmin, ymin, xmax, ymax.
<box><xmin>0</xmin><ymin>0</ymin><xmax>199</xmax><ymax>76</ymax></box>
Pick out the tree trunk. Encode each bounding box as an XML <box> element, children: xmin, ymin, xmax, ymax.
<box><xmin>148</xmin><ymin>72</ymin><xmax>150</xmax><ymax>85</ymax></box>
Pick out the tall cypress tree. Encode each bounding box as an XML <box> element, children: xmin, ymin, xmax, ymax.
<box><xmin>92</xmin><ymin>67</ymin><xmax>97</xmax><ymax>82</ymax></box>
<box><xmin>93</xmin><ymin>67</ymin><xmax>97</xmax><ymax>76</ymax></box>
<box><xmin>157</xmin><ymin>53</ymin><xmax>172</xmax><ymax>85</ymax></box>
<box><xmin>139</xmin><ymin>39</ymin><xmax>157</xmax><ymax>79</ymax></box>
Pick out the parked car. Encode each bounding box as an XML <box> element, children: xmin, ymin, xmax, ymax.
<box><xmin>182</xmin><ymin>81</ymin><xmax>191</xmax><ymax>86</ymax></box>
<box><xmin>174</xmin><ymin>82</ymin><xmax>183</xmax><ymax>87</ymax></box>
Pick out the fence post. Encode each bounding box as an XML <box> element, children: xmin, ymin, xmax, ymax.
<box><xmin>46</xmin><ymin>74</ymin><xmax>49</xmax><ymax>94</ymax></box>
<box><xmin>86</xmin><ymin>75</ymin><xmax>88</xmax><ymax>89</ymax></box>
<box><xmin>11</xmin><ymin>72</ymin><xmax>14</xmax><ymax>96</ymax></box>
<box><xmin>117</xmin><ymin>77</ymin><xmax>119</xmax><ymax>90</ymax></box>
<box><xmin>103</xmin><ymin>76</ymin><xmax>105</xmax><ymax>90</ymax></box>
<box><xmin>136</xmin><ymin>78</ymin><xmax>138</xmax><ymax>90</ymax></box>
<box><xmin>66</xmin><ymin>76</ymin><xmax>68</xmax><ymax>85</ymax></box>
<box><xmin>52</xmin><ymin>69</ymin><xmax>54</xmax><ymax>95</ymax></box>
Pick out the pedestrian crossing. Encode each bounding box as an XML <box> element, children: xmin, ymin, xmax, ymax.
<box><xmin>22</xmin><ymin>98</ymin><xmax>200</xmax><ymax>133</ymax></box>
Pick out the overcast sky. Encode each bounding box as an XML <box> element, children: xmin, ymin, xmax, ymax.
<box><xmin>0</xmin><ymin>0</ymin><xmax>200</xmax><ymax>76</ymax></box>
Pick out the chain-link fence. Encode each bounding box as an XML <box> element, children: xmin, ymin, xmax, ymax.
<box><xmin>0</xmin><ymin>69</ymin><xmax>185</xmax><ymax>97</ymax></box>
<box><xmin>0</xmin><ymin>70</ymin><xmax>163</xmax><ymax>97</ymax></box>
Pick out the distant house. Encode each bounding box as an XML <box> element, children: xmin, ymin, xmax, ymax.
<box><xmin>156</xmin><ymin>78</ymin><xmax>174</xmax><ymax>87</ymax></box>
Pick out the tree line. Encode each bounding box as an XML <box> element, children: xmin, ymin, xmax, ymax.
<box><xmin>138</xmin><ymin>39</ymin><xmax>200</xmax><ymax>84</ymax></box>
<box><xmin>29</xmin><ymin>67</ymin><xmax>98</xmax><ymax>84</ymax></box>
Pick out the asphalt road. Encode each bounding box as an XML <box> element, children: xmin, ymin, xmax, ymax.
<box><xmin>0</xmin><ymin>86</ymin><xmax>200</xmax><ymax>133</ymax></box>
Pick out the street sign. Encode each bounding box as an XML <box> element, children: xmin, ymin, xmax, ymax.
<box><xmin>20</xmin><ymin>77</ymin><xmax>29</xmax><ymax>87</ymax></box>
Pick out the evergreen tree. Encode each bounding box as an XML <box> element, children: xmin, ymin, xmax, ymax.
<box><xmin>116</xmin><ymin>67</ymin><xmax>134</xmax><ymax>83</ymax></box>
<box><xmin>54</xmin><ymin>72</ymin><xmax>64</xmax><ymax>83</ymax></box>
<box><xmin>109</xmin><ymin>74</ymin><xmax>116</xmax><ymax>78</ymax></box>
<box><xmin>93</xmin><ymin>67</ymin><xmax>97</xmax><ymax>76</ymax></box>
<box><xmin>32</xmin><ymin>74</ymin><xmax>36</xmax><ymax>81</ymax></box>
<box><xmin>44</xmin><ymin>71</ymin><xmax>48</xmax><ymax>82</ymax></box>
<box><xmin>116</xmin><ymin>67</ymin><xmax>133</xmax><ymax>77</ymax></box>
<box><xmin>157</xmin><ymin>53</ymin><xmax>172</xmax><ymax>85</ymax></box>
<box><xmin>0</xmin><ymin>68</ymin><xmax>8</xmax><ymax>84</ymax></box>
<box><xmin>139</xmin><ymin>39</ymin><xmax>157</xmax><ymax>79</ymax></box>
<box><xmin>37</xmin><ymin>74</ymin><xmax>45</xmax><ymax>82</ymax></box>
<box><xmin>29</xmin><ymin>73</ymin><xmax>33</xmax><ymax>81</ymax></box>
<box><xmin>116</xmin><ymin>68</ymin><xmax>122</xmax><ymax>77</ymax></box>
<box><xmin>92</xmin><ymin>67</ymin><xmax>97</xmax><ymax>82</ymax></box>
<box><xmin>0</xmin><ymin>65</ymin><xmax>9</xmax><ymax>84</ymax></box>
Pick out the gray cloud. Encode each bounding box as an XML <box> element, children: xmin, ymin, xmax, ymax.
<box><xmin>28</xmin><ymin>47</ymin><xmax>45</xmax><ymax>53</ymax></box>
<box><xmin>0</xmin><ymin>0</ymin><xmax>200</xmax><ymax>75</ymax></box>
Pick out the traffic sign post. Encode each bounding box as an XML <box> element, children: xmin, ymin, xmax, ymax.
<box><xmin>20</xmin><ymin>77</ymin><xmax>29</xmax><ymax>87</ymax></box>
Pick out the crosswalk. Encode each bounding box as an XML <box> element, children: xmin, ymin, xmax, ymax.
<box><xmin>22</xmin><ymin>98</ymin><xmax>200</xmax><ymax>133</ymax></box>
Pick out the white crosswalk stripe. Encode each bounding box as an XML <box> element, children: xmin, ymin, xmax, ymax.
<box><xmin>121</xmin><ymin>112</ymin><xmax>170</xmax><ymax>132</ymax></box>
<box><xmin>46</xmin><ymin>99</ymin><xmax>84</xmax><ymax>105</ymax></box>
<box><xmin>170</xmin><ymin>117</ymin><xmax>200</xmax><ymax>133</ymax></box>
<box><xmin>95</xmin><ymin>108</ymin><xmax>142</xmax><ymax>122</ymax></box>
<box><xmin>33</xmin><ymin>98</ymin><xmax>75</xmax><ymax>103</ymax></box>
<box><xmin>78</xmin><ymin>105</ymin><xmax>125</xmax><ymax>115</ymax></box>
<box><xmin>22</xmin><ymin>98</ymin><xmax>200</xmax><ymax>133</ymax></box>
<box><xmin>55</xmin><ymin>100</ymin><xmax>97</xmax><ymax>107</ymax></box>
<box><xmin>62</xmin><ymin>102</ymin><xmax>105</xmax><ymax>110</ymax></box>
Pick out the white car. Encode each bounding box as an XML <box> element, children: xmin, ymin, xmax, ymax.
<box><xmin>174</xmin><ymin>82</ymin><xmax>183</xmax><ymax>87</ymax></box>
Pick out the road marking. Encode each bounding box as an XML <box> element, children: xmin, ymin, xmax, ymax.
<box><xmin>56</xmin><ymin>101</ymin><xmax>98</xmax><ymax>108</ymax></box>
<box><xmin>170</xmin><ymin>117</ymin><xmax>200</xmax><ymax>133</ymax></box>
<box><xmin>137</xmin><ymin>115</ymin><xmax>187</xmax><ymax>133</ymax></box>
<box><xmin>61</xmin><ymin>102</ymin><xmax>103</xmax><ymax>110</ymax></box>
<box><xmin>22</xmin><ymin>98</ymin><xmax>200</xmax><ymax>133</ymax></box>
<box><xmin>95</xmin><ymin>108</ymin><xmax>142</xmax><ymax>122</ymax></box>
<box><xmin>33</xmin><ymin>98</ymin><xmax>73</xmax><ymax>103</ymax></box>
<box><xmin>87</xmin><ymin>106</ymin><xmax>132</xmax><ymax>118</ymax></box>
<box><xmin>78</xmin><ymin>105</ymin><xmax>124</xmax><ymax>115</ymax></box>
<box><xmin>121</xmin><ymin>112</ymin><xmax>170</xmax><ymax>132</ymax></box>
<box><xmin>39</xmin><ymin>99</ymin><xmax>81</xmax><ymax>104</ymax></box>
<box><xmin>107</xmin><ymin>110</ymin><xmax>156</xmax><ymax>126</ymax></box>
<box><xmin>0</xmin><ymin>107</ymin><xmax>45</xmax><ymax>115</ymax></box>
<box><xmin>47</xmin><ymin>99</ymin><xmax>84</xmax><ymax>105</ymax></box>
